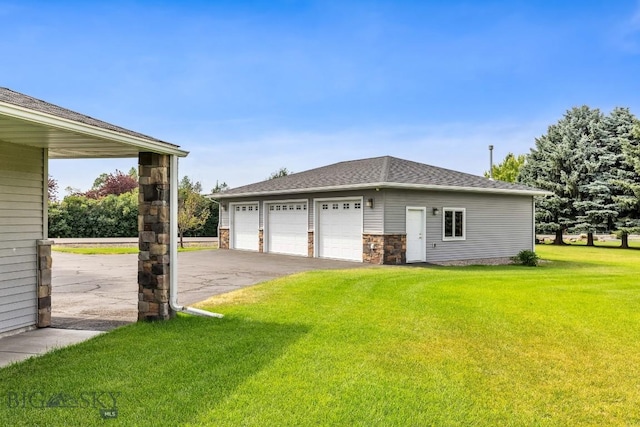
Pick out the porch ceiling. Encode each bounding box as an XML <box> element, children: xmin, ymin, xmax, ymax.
<box><xmin>0</xmin><ymin>89</ymin><xmax>188</xmax><ymax>159</ymax></box>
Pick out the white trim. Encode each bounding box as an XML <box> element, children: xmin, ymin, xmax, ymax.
<box><xmin>313</xmin><ymin>196</ymin><xmax>364</xmax><ymax>261</ymax></box>
<box><xmin>229</xmin><ymin>201</ymin><xmax>260</xmax><ymax>251</ymax></box>
<box><xmin>170</xmin><ymin>155</ymin><xmax>179</xmax><ymax>311</ymax></box>
<box><xmin>406</xmin><ymin>206</ymin><xmax>427</xmax><ymax>263</ymax></box>
<box><xmin>0</xmin><ymin>101</ymin><xmax>188</xmax><ymax>157</ymax></box>
<box><xmin>532</xmin><ymin>198</ymin><xmax>536</xmax><ymax>252</ymax></box>
<box><xmin>442</xmin><ymin>207</ymin><xmax>466</xmax><ymax>241</ymax></box>
<box><xmin>264</xmin><ymin>198</ymin><xmax>308</xmax><ymax>208</ymax></box>
<box><xmin>264</xmin><ymin>198</ymin><xmax>309</xmax><ymax>256</ymax></box>
<box><xmin>42</xmin><ymin>148</ymin><xmax>48</xmax><ymax>239</ymax></box>
<box><xmin>216</xmin><ymin>182</ymin><xmax>551</xmax><ymax>199</ymax></box>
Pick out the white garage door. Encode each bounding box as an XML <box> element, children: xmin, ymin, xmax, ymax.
<box><xmin>317</xmin><ymin>200</ymin><xmax>363</xmax><ymax>261</ymax></box>
<box><xmin>267</xmin><ymin>202</ymin><xmax>308</xmax><ymax>256</ymax></box>
<box><xmin>232</xmin><ymin>204</ymin><xmax>259</xmax><ymax>251</ymax></box>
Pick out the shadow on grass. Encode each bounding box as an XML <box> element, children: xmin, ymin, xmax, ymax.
<box><xmin>0</xmin><ymin>315</ymin><xmax>309</xmax><ymax>426</ymax></box>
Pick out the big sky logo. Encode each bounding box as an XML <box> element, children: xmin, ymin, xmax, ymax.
<box><xmin>5</xmin><ymin>391</ymin><xmax>120</xmax><ymax>418</ymax></box>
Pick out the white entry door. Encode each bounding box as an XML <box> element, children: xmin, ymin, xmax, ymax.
<box><xmin>232</xmin><ymin>203</ymin><xmax>259</xmax><ymax>251</ymax></box>
<box><xmin>317</xmin><ymin>199</ymin><xmax>363</xmax><ymax>261</ymax></box>
<box><xmin>406</xmin><ymin>207</ymin><xmax>426</xmax><ymax>263</ymax></box>
<box><xmin>267</xmin><ymin>202</ymin><xmax>308</xmax><ymax>256</ymax></box>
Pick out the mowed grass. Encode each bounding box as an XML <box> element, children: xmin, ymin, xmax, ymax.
<box><xmin>1</xmin><ymin>246</ymin><xmax>640</xmax><ymax>426</ymax></box>
<box><xmin>52</xmin><ymin>245</ymin><xmax>216</xmax><ymax>254</ymax></box>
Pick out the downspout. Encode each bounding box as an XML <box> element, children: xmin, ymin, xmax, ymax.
<box><xmin>169</xmin><ymin>154</ymin><xmax>223</xmax><ymax>318</ymax></box>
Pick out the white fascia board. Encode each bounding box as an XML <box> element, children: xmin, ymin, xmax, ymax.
<box><xmin>0</xmin><ymin>101</ymin><xmax>189</xmax><ymax>157</ymax></box>
<box><xmin>215</xmin><ymin>182</ymin><xmax>551</xmax><ymax>199</ymax></box>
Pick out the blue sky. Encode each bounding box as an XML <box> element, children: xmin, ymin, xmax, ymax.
<box><xmin>2</xmin><ymin>0</ymin><xmax>640</xmax><ymax>193</ymax></box>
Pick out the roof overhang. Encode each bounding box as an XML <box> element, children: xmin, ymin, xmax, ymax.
<box><xmin>214</xmin><ymin>182</ymin><xmax>552</xmax><ymax>199</ymax></box>
<box><xmin>0</xmin><ymin>100</ymin><xmax>188</xmax><ymax>159</ymax></box>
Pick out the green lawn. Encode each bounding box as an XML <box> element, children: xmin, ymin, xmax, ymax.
<box><xmin>1</xmin><ymin>246</ymin><xmax>640</xmax><ymax>426</ymax></box>
<box><xmin>52</xmin><ymin>245</ymin><xmax>216</xmax><ymax>254</ymax></box>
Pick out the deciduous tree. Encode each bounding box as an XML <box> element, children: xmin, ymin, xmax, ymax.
<box><xmin>177</xmin><ymin>176</ymin><xmax>211</xmax><ymax>247</ymax></box>
<box><xmin>267</xmin><ymin>167</ymin><xmax>291</xmax><ymax>180</ymax></box>
<box><xmin>484</xmin><ymin>153</ymin><xmax>525</xmax><ymax>183</ymax></box>
<box><xmin>47</xmin><ymin>175</ymin><xmax>59</xmax><ymax>202</ymax></box>
<box><xmin>85</xmin><ymin>170</ymin><xmax>138</xmax><ymax>199</ymax></box>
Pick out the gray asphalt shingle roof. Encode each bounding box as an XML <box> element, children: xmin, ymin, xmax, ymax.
<box><xmin>217</xmin><ymin>156</ymin><xmax>545</xmax><ymax>197</ymax></box>
<box><xmin>0</xmin><ymin>87</ymin><xmax>174</xmax><ymax>146</ymax></box>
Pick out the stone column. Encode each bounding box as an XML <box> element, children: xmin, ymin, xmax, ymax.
<box><xmin>307</xmin><ymin>231</ymin><xmax>314</xmax><ymax>257</ymax></box>
<box><xmin>36</xmin><ymin>239</ymin><xmax>53</xmax><ymax>327</ymax></box>
<box><xmin>219</xmin><ymin>228</ymin><xmax>230</xmax><ymax>249</ymax></box>
<box><xmin>138</xmin><ymin>152</ymin><xmax>172</xmax><ymax>321</ymax></box>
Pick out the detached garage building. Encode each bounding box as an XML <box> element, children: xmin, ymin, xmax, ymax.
<box><xmin>216</xmin><ymin>156</ymin><xmax>546</xmax><ymax>264</ymax></box>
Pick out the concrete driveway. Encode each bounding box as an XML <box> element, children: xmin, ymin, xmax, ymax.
<box><xmin>52</xmin><ymin>250</ymin><xmax>373</xmax><ymax>330</ymax></box>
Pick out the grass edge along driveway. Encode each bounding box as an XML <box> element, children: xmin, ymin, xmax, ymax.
<box><xmin>1</xmin><ymin>245</ymin><xmax>639</xmax><ymax>426</ymax></box>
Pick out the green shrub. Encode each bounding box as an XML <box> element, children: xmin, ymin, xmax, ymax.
<box><xmin>511</xmin><ymin>250</ymin><xmax>539</xmax><ymax>267</ymax></box>
<box><xmin>48</xmin><ymin>191</ymin><xmax>138</xmax><ymax>238</ymax></box>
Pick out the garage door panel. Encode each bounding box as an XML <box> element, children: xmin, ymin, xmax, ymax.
<box><xmin>317</xmin><ymin>200</ymin><xmax>362</xmax><ymax>261</ymax></box>
<box><xmin>267</xmin><ymin>203</ymin><xmax>307</xmax><ymax>256</ymax></box>
<box><xmin>232</xmin><ymin>204</ymin><xmax>259</xmax><ymax>251</ymax></box>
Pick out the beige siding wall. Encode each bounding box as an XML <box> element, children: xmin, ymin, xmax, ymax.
<box><xmin>0</xmin><ymin>140</ymin><xmax>43</xmax><ymax>333</ymax></box>
<box><xmin>383</xmin><ymin>189</ymin><xmax>534</xmax><ymax>262</ymax></box>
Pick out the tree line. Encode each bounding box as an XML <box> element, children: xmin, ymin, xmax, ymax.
<box><xmin>48</xmin><ymin>170</ymin><xmax>223</xmax><ymax>244</ymax></box>
<box><xmin>487</xmin><ymin>106</ymin><xmax>640</xmax><ymax>247</ymax></box>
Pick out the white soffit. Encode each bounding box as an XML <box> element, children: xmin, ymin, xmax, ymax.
<box><xmin>0</xmin><ymin>101</ymin><xmax>188</xmax><ymax>159</ymax></box>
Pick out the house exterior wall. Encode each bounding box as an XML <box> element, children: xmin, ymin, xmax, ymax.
<box><xmin>218</xmin><ymin>188</ymin><xmax>534</xmax><ymax>263</ymax></box>
<box><xmin>382</xmin><ymin>189</ymin><xmax>534</xmax><ymax>262</ymax></box>
<box><xmin>0</xmin><ymin>140</ymin><xmax>43</xmax><ymax>334</ymax></box>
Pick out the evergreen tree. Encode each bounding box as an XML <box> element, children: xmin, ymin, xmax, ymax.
<box><xmin>606</xmin><ymin>108</ymin><xmax>640</xmax><ymax>248</ymax></box>
<box><xmin>520</xmin><ymin>106</ymin><xmax>640</xmax><ymax>247</ymax></box>
<box><xmin>571</xmin><ymin>111</ymin><xmax>611</xmax><ymax>245</ymax></box>
<box><xmin>518</xmin><ymin>106</ymin><xmax>604</xmax><ymax>244</ymax></box>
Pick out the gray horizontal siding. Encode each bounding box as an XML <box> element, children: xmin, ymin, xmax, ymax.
<box><xmin>0</xmin><ymin>140</ymin><xmax>42</xmax><ymax>333</ymax></box>
<box><xmin>383</xmin><ymin>189</ymin><xmax>533</xmax><ymax>262</ymax></box>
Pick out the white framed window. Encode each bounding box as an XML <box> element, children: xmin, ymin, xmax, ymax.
<box><xmin>322</xmin><ymin>204</ymin><xmax>329</xmax><ymax>210</ymax></box>
<box><xmin>443</xmin><ymin>208</ymin><xmax>466</xmax><ymax>241</ymax></box>
<box><xmin>354</xmin><ymin>202</ymin><xmax>361</xmax><ymax>209</ymax></box>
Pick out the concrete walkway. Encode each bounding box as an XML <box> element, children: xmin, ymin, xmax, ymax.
<box><xmin>0</xmin><ymin>329</ymin><xmax>103</xmax><ymax>368</ymax></box>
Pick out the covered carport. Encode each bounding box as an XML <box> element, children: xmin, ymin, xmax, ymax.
<box><xmin>0</xmin><ymin>87</ymin><xmax>198</xmax><ymax>336</ymax></box>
